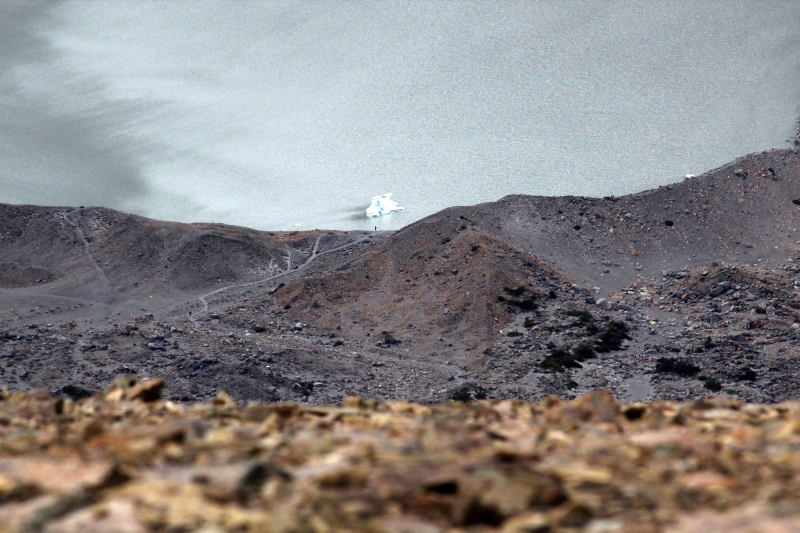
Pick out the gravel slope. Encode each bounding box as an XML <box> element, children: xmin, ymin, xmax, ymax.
<box><xmin>1</xmin><ymin>148</ymin><xmax>799</xmax><ymax>405</ymax></box>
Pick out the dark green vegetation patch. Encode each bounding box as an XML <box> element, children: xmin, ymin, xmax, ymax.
<box><xmin>449</xmin><ymin>383</ymin><xmax>488</xmax><ymax>403</ymax></box>
<box><xmin>502</xmin><ymin>286</ymin><xmax>527</xmax><ymax>298</ymax></box>
<box><xmin>538</xmin><ymin>315</ymin><xmax>631</xmax><ymax>372</ymax></box>
<box><xmin>565</xmin><ymin>309</ymin><xmax>593</xmax><ymax>322</ymax></box>
<box><xmin>497</xmin><ymin>285</ymin><xmax>538</xmax><ymax>312</ymax></box>
<box><xmin>735</xmin><ymin>366</ymin><xmax>757</xmax><ymax>381</ymax></box>
<box><xmin>654</xmin><ymin>357</ymin><xmax>701</xmax><ymax>377</ymax></box>
<box><xmin>594</xmin><ymin>321</ymin><xmax>630</xmax><ymax>352</ymax></box>
<box><xmin>540</xmin><ymin>343</ymin><xmax>598</xmax><ymax>373</ymax></box>
<box><xmin>700</xmin><ymin>376</ymin><xmax>723</xmax><ymax>392</ymax></box>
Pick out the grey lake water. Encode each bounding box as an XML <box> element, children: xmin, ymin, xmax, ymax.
<box><xmin>2</xmin><ymin>1</ymin><xmax>799</xmax><ymax>231</ymax></box>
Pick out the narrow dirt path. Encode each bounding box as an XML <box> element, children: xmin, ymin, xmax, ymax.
<box><xmin>284</xmin><ymin>244</ymin><xmax>294</xmax><ymax>271</ymax></box>
<box><xmin>0</xmin><ymin>288</ymin><xmax>141</xmax><ymax>315</ymax></box>
<box><xmin>189</xmin><ymin>232</ymin><xmax>373</xmax><ymax>328</ymax></box>
<box><xmin>55</xmin><ymin>209</ymin><xmax>110</xmax><ymax>285</ymax></box>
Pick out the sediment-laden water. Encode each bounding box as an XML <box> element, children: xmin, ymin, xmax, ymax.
<box><xmin>1</xmin><ymin>0</ymin><xmax>799</xmax><ymax>230</ymax></box>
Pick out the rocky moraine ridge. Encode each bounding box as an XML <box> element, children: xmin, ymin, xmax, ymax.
<box><xmin>1</xmin><ymin>148</ymin><xmax>800</xmax><ymax>406</ymax></box>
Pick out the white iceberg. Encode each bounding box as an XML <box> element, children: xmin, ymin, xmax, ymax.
<box><xmin>366</xmin><ymin>193</ymin><xmax>404</xmax><ymax>217</ymax></box>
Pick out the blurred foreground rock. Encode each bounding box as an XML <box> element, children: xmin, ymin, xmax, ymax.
<box><xmin>1</xmin><ymin>379</ymin><xmax>800</xmax><ymax>532</ymax></box>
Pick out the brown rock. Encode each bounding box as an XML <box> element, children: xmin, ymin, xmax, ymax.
<box><xmin>43</xmin><ymin>499</ymin><xmax>145</xmax><ymax>533</ymax></box>
<box><xmin>126</xmin><ymin>378</ymin><xmax>165</xmax><ymax>402</ymax></box>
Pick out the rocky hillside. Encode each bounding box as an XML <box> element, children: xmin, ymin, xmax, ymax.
<box><xmin>0</xmin><ymin>203</ymin><xmax>340</xmax><ymax>299</ymax></box>
<box><xmin>0</xmin><ymin>149</ymin><xmax>799</xmax><ymax>406</ymax></box>
<box><xmin>273</xmin><ymin>216</ymin><xmax>585</xmax><ymax>360</ymax></box>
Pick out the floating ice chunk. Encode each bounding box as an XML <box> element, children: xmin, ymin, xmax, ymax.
<box><xmin>366</xmin><ymin>193</ymin><xmax>404</xmax><ymax>217</ymax></box>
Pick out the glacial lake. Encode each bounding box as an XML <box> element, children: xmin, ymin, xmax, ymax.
<box><xmin>1</xmin><ymin>1</ymin><xmax>799</xmax><ymax>231</ymax></box>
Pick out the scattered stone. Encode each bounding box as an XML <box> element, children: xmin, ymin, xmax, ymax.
<box><xmin>708</xmin><ymin>281</ymin><xmax>730</xmax><ymax>297</ymax></box>
<box><xmin>0</xmin><ymin>383</ymin><xmax>798</xmax><ymax>531</ymax></box>
<box><xmin>290</xmin><ymin>381</ymin><xmax>314</xmax><ymax>395</ymax></box>
<box><xmin>103</xmin><ymin>376</ymin><xmax>164</xmax><ymax>403</ymax></box>
<box><xmin>377</xmin><ymin>332</ymin><xmax>400</xmax><ymax>347</ymax></box>
<box><xmin>595</xmin><ymin>298</ymin><xmax>612</xmax><ymax>310</ymax></box>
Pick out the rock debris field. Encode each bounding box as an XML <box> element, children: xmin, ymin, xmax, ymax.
<box><xmin>2</xmin><ymin>377</ymin><xmax>800</xmax><ymax>532</ymax></box>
